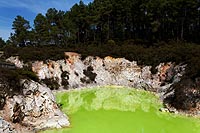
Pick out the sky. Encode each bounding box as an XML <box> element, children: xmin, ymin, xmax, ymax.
<box><xmin>0</xmin><ymin>0</ymin><xmax>93</xmax><ymax>41</ymax></box>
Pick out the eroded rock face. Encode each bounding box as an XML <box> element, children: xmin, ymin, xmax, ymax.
<box><xmin>1</xmin><ymin>79</ymin><xmax>70</xmax><ymax>132</ymax></box>
<box><xmin>6</xmin><ymin>56</ymin><xmax>24</xmax><ymax>68</ymax></box>
<box><xmin>6</xmin><ymin>53</ymin><xmax>190</xmax><ymax>110</ymax></box>
<box><xmin>31</xmin><ymin>52</ymin><xmax>185</xmax><ymax>95</ymax></box>
<box><xmin>0</xmin><ymin>117</ymin><xmax>16</xmax><ymax>133</ymax></box>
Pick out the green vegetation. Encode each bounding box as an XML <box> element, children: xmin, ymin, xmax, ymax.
<box><xmin>6</xmin><ymin>0</ymin><xmax>200</xmax><ymax>46</ymax></box>
<box><xmin>3</xmin><ymin>45</ymin><xmax>65</xmax><ymax>61</ymax></box>
<box><xmin>0</xmin><ymin>37</ymin><xmax>6</xmax><ymax>48</ymax></box>
<box><xmin>2</xmin><ymin>41</ymin><xmax>200</xmax><ymax>79</ymax></box>
<box><xmin>41</xmin><ymin>78</ymin><xmax>60</xmax><ymax>90</ymax></box>
<box><xmin>43</xmin><ymin>86</ymin><xmax>200</xmax><ymax>133</ymax></box>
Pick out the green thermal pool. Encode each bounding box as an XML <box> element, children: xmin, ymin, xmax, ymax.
<box><xmin>43</xmin><ymin>86</ymin><xmax>200</xmax><ymax>133</ymax></box>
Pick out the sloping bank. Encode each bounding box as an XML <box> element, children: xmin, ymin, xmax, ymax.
<box><xmin>0</xmin><ymin>79</ymin><xmax>70</xmax><ymax>133</ymax></box>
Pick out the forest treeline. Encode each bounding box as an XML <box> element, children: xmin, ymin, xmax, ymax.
<box><xmin>1</xmin><ymin>0</ymin><xmax>200</xmax><ymax>46</ymax></box>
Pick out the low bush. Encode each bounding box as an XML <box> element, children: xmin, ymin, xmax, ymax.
<box><xmin>171</xmin><ymin>78</ymin><xmax>200</xmax><ymax>110</ymax></box>
<box><xmin>41</xmin><ymin>78</ymin><xmax>60</xmax><ymax>90</ymax></box>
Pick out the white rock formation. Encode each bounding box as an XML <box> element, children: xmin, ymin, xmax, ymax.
<box><xmin>2</xmin><ymin>80</ymin><xmax>70</xmax><ymax>132</ymax></box>
<box><xmin>0</xmin><ymin>117</ymin><xmax>16</xmax><ymax>133</ymax></box>
<box><xmin>6</xmin><ymin>56</ymin><xmax>24</xmax><ymax>68</ymax></box>
<box><xmin>31</xmin><ymin>52</ymin><xmax>185</xmax><ymax>94</ymax></box>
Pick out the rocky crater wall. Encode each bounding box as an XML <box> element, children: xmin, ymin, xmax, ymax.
<box><xmin>30</xmin><ymin>52</ymin><xmax>185</xmax><ymax>96</ymax></box>
<box><xmin>5</xmin><ymin>52</ymin><xmax>200</xmax><ymax>132</ymax></box>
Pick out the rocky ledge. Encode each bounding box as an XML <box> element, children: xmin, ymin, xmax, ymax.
<box><xmin>0</xmin><ymin>117</ymin><xmax>16</xmax><ymax>133</ymax></box>
<box><xmin>0</xmin><ymin>79</ymin><xmax>70</xmax><ymax>133</ymax></box>
<box><xmin>29</xmin><ymin>52</ymin><xmax>185</xmax><ymax>96</ymax></box>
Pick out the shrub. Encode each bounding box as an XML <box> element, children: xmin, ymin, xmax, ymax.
<box><xmin>41</xmin><ymin>78</ymin><xmax>60</xmax><ymax>90</ymax></box>
<box><xmin>171</xmin><ymin>78</ymin><xmax>200</xmax><ymax>110</ymax></box>
<box><xmin>107</xmin><ymin>39</ymin><xmax>116</xmax><ymax>46</ymax></box>
<box><xmin>16</xmin><ymin>69</ymin><xmax>38</xmax><ymax>82</ymax></box>
<box><xmin>61</xmin><ymin>71</ymin><xmax>69</xmax><ymax>89</ymax></box>
<box><xmin>0</xmin><ymin>68</ymin><xmax>22</xmax><ymax>97</ymax></box>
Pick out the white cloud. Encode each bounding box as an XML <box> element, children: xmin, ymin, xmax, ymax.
<box><xmin>0</xmin><ymin>0</ymin><xmax>92</xmax><ymax>14</ymax></box>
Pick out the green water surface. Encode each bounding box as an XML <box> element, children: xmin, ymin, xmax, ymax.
<box><xmin>43</xmin><ymin>86</ymin><xmax>200</xmax><ymax>133</ymax></box>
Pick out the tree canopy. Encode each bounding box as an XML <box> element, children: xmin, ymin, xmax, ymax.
<box><xmin>8</xmin><ymin>0</ymin><xmax>200</xmax><ymax>46</ymax></box>
<box><xmin>11</xmin><ymin>15</ymin><xmax>31</xmax><ymax>46</ymax></box>
<box><xmin>0</xmin><ymin>37</ymin><xmax>5</xmax><ymax>48</ymax></box>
